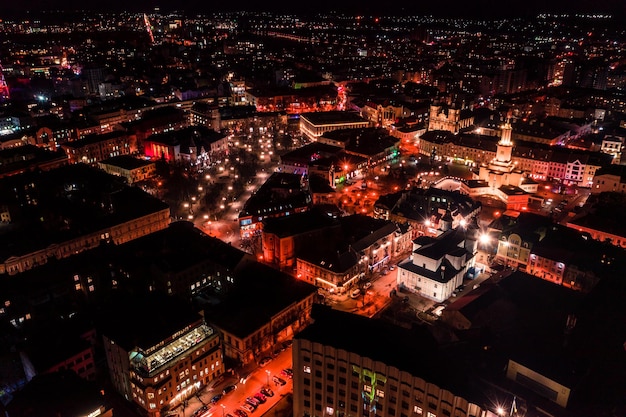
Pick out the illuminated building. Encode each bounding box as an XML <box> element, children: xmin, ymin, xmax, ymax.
<box><xmin>295</xmin><ymin>214</ymin><xmax>401</xmax><ymax>293</ymax></box>
<box><xmin>397</xmin><ymin>227</ymin><xmax>477</xmax><ymax>303</ymax></box>
<box><xmin>61</xmin><ymin>131</ymin><xmax>136</xmax><ymax>165</ymax></box>
<box><xmin>206</xmin><ymin>261</ymin><xmax>316</xmax><ymax>365</ymax></box>
<box><xmin>300</xmin><ymin>111</ymin><xmax>371</xmax><ymax>141</ymax></box>
<box><xmin>100</xmin><ymin>292</ymin><xmax>224</xmax><ymax>417</ymax></box>
<box><xmin>143</xmin><ymin>126</ymin><xmax>228</xmax><ymax>164</ymax></box>
<box><xmin>373</xmin><ymin>188</ymin><xmax>481</xmax><ymax>239</ymax></box>
<box><xmin>262</xmin><ymin>209</ymin><xmax>340</xmax><ymax>270</ymax></box>
<box><xmin>293</xmin><ymin>306</ymin><xmax>486</xmax><ymax>417</ymax></box>
<box><xmin>489</xmin><ymin>212</ymin><xmax>605</xmax><ymax>291</ymax></box>
<box><xmin>591</xmin><ymin>165</ymin><xmax>626</xmax><ymax>194</ymax></box>
<box><xmin>427</xmin><ymin>103</ymin><xmax>474</xmax><ymax>133</ymax></box>
<box><xmin>121</xmin><ymin>107</ymin><xmax>189</xmax><ymax>152</ymax></box>
<box><xmin>98</xmin><ymin>155</ymin><xmax>157</xmax><ymax>184</ymax></box>
<box><xmin>477</xmin><ymin>121</ymin><xmax>525</xmax><ymax>190</ymax></box>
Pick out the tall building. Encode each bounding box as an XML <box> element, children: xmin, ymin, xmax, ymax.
<box><xmin>100</xmin><ymin>292</ymin><xmax>224</xmax><ymax>417</ymax></box>
<box><xmin>293</xmin><ymin>306</ymin><xmax>486</xmax><ymax>417</ymax></box>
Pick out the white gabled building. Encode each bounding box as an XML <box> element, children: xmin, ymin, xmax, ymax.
<box><xmin>397</xmin><ymin>227</ymin><xmax>477</xmax><ymax>303</ymax></box>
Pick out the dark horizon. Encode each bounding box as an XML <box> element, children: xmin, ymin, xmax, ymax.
<box><xmin>0</xmin><ymin>0</ymin><xmax>625</xmax><ymax>19</ymax></box>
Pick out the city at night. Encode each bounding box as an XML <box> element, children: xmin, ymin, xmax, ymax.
<box><xmin>0</xmin><ymin>3</ymin><xmax>625</xmax><ymax>417</ymax></box>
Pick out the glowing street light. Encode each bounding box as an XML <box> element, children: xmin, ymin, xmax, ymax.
<box><xmin>265</xmin><ymin>369</ymin><xmax>271</xmax><ymax>386</ymax></box>
<box><xmin>479</xmin><ymin>234</ymin><xmax>490</xmax><ymax>245</ymax></box>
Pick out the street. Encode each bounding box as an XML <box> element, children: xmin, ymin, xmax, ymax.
<box><xmin>173</xmin><ymin>346</ymin><xmax>294</xmax><ymax>417</ymax></box>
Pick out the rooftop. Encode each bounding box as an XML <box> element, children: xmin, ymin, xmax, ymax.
<box><xmin>99</xmin><ymin>155</ymin><xmax>154</xmax><ymax>170</ymax></box>
<box><xmin>300</xmin><ymin>111</ymin><xmax>368</xmax><ymax>126</ymax></box>
<box><xmin>0</xmin><ymin>164</ymin><xmax>169</xmax><ymax>263</ymax></box>
<box><xmin>6</xmin><ymin>370</ymin><xmax>108</xmax><ymax>417</ymax></box>
<box><xmin>296</xmin><ymin>305</ymin><xmax>469</xmax><ymax>396</ymax></box>
<box><xmin>205</xmin><ymin>262</ymin><xmax>317</xmax><ymax>338</ymax></box>
<box><xmin>98</xmin><ymin>290</ymin><xmax>203</xmax><ymax>352</ymax></box>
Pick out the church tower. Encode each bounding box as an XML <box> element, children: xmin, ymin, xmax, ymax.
<box><xmin>495</xmin><ymin>120</ymin><xmax>513</xmax><ymax>163</ymax></box>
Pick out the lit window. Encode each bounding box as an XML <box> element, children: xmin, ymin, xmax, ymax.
<box><xmin>304</xmin><ymin>366</ymin><xmax>311</xmax><ymax>374</ymax></box>
<box><xmin>414</xmin><ymin>406</ymin><xmax>422</xmax><ymax>414</ymax></box>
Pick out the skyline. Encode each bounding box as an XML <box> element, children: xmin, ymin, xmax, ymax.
<box><xmin>0</xmin><ymin>0</ymin><xmax>625</xmax><ymax>18</ymax></box>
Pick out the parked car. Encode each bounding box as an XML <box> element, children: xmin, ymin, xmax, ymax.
<box><xmin>261</xmin><ymin>388</ymin><xmax>274</xmax><ymax>397</ymax></box>
<box><xmin>363</xmin><ymin>282</ymin><xmax>372</xmax><ymax>290</ymax></box>
<box><xmin>281</xmin><ymin>368</ymin><xmax>293</xmax><ymax>378</ymax></box>
<box><xmin>245</xmin><ymin>397</ymin><xmax>260</xmax><ymax>407</ymax></box>
<box><xmin>254</xmin><ymin>393</ymin><xmax>267</xmax><ymax>403</ymax></box>
<box><xmin>273</xmin><ymin>376</ymin><xmax>287</xmax><ymax>386</ymax></box>
<box><xmin>389</xmin><ymin>265</ymin><xmax>396</xmax><ymax>271</ymax></box>
<box><xmin>282</xmin><ymin>340</ymin><xmax>293</xmax><ymax>348</ymax></box>
<box><xmin>259</xmin><ymin>356</ymin><xmax>273</xmax><ymax>367</ymax></box>
<box><xmin>223</xmin><ymin>384</ymin><xmax>237</xmax><ymax>395</ymax></box>
<box><xmin>192</xmin><ymin>406</ymin><xmax>210</xmax><ymax>417</ymax></box>
<box><xmin>210</xmin><ymin>394</ymin><xmax>223</xmax><ymax>404</ymax></box>
<box><xmin>233</xmin><ymin>410</ymin><xmax>247</xmax><ymax>417</ymax></box>
<box><xmin>350</xmin><ymin>288</ymin><xmax>361</xmax><ymax>298</ymax></box>
<box><xmin>241</xmin><ymin>404</ymin><xmax>255</xmax><ymax>413</ymax></box>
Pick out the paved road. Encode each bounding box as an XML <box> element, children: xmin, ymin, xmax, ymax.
<box><xmin>173</xmin><ymin>347</ymin><xmax>293</xmax><ymax>417</ymax></box>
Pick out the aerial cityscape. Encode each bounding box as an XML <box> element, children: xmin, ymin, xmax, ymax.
<box><xmin>0</xmin><ymin>5</ymin><xmax>625</xmax><ymax>417</ymax></box>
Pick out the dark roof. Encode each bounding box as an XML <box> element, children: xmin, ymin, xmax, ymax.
<box><xmin>6</xmin><ymin>370</ymin><xmax>107</xmax><ymax>417</ymax></box>
<box><xmin>116</xmin><ymin>221</ymin><xmax>248</xmax><ymax>274</ymax></box>
<box><xmin>205</xmin><ymin>262</ymin><xmax>316</xmax><ymax>338</ymax></box>
<box><xmin>448</xmin><ymin>271</ymin><xmax>586</xmax><ymax>387</ymax></box>
<box><xmin>0</xmin><ymin>164</ymin><xmax>169</xmax><ymax>262</ymax></box>
<box><xmin>300</xmin><ymin>111</ymin><xmax>367</xmax><ymax>125</ymax></box>
<box><xmin>0</xmin><ymin>144</ymin><xmax>67</xmax><ymax>176</ymax></box>
<box><xmin>568</xmin><ymin>192</ymin><xmax>626</xmax><ymax>238</ymax></box>
<box><xmin>262</xmin><ymin>209</ymin><xmax>339</xmax><ymax>238</ymax></box>
<box><xmin>296</xmin><ymin>305</ymin><xmax>468</xmax><ymax>395</ymax></box>
<box><xmin>98</xmin><ymin>290</ymin><xmax>203</xmax><ymax>352</ymax></box>
<box><xmin>99</xmin><ymin>155</ymin><xmax>154</xmax><ymax>170</ymax></box>
<box><xmin>279</xmin><ymin>142</ymin><xmax>343</xmax><ymax>165</ymax></box>
<box><xmin>399</xmin><ymin>256</ymin><xmax>460</xmax><ymax>283</ymax></box>
<box><xmin>308</xmin><ymin>174</ymin><xmax>336</xmax><ymax>194</ymax></box>
<box><xmin>241</xmin><ymin>172</ymin><xmax>311</xmax><ymax>217</ymax></box>
<box><xmin>322</xmin><ymin>128</ymin><xmax>399</xmax><ymax>157</ymax></box>
<box><xmin>593</xmin><ymin>164</ymin><xmax>626</xmax><ymax>182</ymax></box>
<box><xmin>145</xmin><ymin>125</ymin><xmax>226</xmax><ymax>147</ymax></box>
<box><xmin>61</xmin><ymin>131</ymin><xmax>128</xmax><ymax>148</ymax></box>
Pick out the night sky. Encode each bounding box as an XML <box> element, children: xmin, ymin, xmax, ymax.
<box><xmin>0</xmin><ymin>0</ymin><xmax>625</xmax><ymax>17</ymax></box>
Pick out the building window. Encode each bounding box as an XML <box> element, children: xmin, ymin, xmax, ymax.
<box><xmin>414</xmin><ymin>406</ymin><xmax>423</xmax><ymax>415</ymax></box>
<box><xmin>304</xmin><ymin>366</ymin><xmax>311</xmax><ymax>374</ymax></box>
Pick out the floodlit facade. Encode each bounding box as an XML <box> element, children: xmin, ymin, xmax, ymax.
<box><xmin>104</xmin><ymin>316</ymin><xmax>224</xmax><ymax>417</ymax></box>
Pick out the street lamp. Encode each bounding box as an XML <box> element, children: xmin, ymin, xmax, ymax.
<box><xmin>265</xmin><ymin>369</ymin><xmax>271</xmax><ymax>387</ymax></box>
<box><xmin>221</xmin><ymin>404</ymin><xmax>226</xmax><ymax>417</ymax></box>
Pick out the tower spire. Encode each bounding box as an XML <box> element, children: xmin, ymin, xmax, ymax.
<box><xmin>499</xmin><ymin>118</ymin><xmax>513</xmax><ymax>146</ymax></box>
